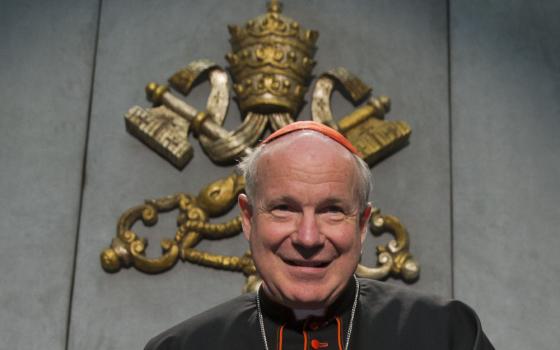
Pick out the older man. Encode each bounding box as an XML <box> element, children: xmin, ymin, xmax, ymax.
<box><xmin>145</xmin><ymin>121</ymin><xmax>494</xmax><ymax>350</ymax></box>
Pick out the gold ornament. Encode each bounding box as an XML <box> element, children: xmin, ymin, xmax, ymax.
<box><xmin>227</xmin><ymin>0</ymin><xmax>318</xmax><ymax>115</ymax></box>
<box><xmin>105</xmin><ymin>1</ymin><xmax>420</xmax><ymax>291</ymax></box>
<box><xmin>101</xmin><ymin>172</ymin><xmax>419</xmax><ymax>290</ymax></box>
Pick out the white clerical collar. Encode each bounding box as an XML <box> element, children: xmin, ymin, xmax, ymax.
<box><xmin>292</xmin><ymin>308</ymin><xmax>326</xmax><ymax>320</ymax></box>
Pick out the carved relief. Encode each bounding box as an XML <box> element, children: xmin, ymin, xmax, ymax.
<box><xmin>101</xmin><ymin>0</ymin><xmax>419</xmax><ymax>291</ymax></box>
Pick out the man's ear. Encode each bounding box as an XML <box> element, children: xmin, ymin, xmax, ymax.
<box><xmin>238</xmin><ymin>193</ymin><xmax>253</xmax><ymax>241</ymax></box>
<box><xmin>359</xmin><ymin>203</ymin><xmax>373</xmax><ymax>244</ymax></box>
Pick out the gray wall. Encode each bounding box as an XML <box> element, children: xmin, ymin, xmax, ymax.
<box><xmin>451</xmin><ymin>1</ymin><xmax>560</xmax><ymax>348</ymax></box>
<box><xmin>1</xmin><ymin>1</ymin><xmax>558</xmax><ymax>349</ymax></box>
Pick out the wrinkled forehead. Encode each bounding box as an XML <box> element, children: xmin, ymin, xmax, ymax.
<box><xmin>250</xmin><ymin>131</ymin><xmax>362</xmax><ymax>208</ymax></box>
<box><xmin>252</xmin><ymin>131</ymin><xmax>360</xmax><ymax>199</ymax></box>
<box><xmin>259</xmin><ymin>130</ymin><xmax>356</xmax><ymax>164</ymax></box>
<box><xmin>261</xmin><ymin>121</ymin><xmax>360</xmax><ymax>155</ymax></box>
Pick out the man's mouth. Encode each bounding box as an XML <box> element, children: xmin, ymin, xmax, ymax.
<box><xmin>283</xmin><ymin>259</ymin><xmax>331</xmax><ymax>268</ymax></box>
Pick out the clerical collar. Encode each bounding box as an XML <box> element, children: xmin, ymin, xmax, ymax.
<box><xmin>292</xmin><ymin>308</ymin><xmax>326</xmax><ymax>321</ymax></box>
<box><xmin>258</xmin><ymin>279</ymin><xmax>357</xmax><ymax>324</ymax></box>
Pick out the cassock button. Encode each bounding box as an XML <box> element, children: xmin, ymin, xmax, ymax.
<box><xmin>309</xmin><ymin>321</ymin><xmax>320</xmax><ymax>330</ymax></box>
<box><xmin>311</xmin><ymin>339</ymin><xmax>328</xmax><ymax>349</ymax></box>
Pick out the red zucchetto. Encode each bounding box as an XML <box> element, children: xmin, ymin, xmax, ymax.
<box><xmin>261</xmin><ymin>121</ymin><xmax>360</xmax><ymax>156</ymax></box>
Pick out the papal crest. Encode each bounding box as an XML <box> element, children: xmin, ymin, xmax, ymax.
<box><xmin>100</xmin><ymin>0</ymin><xmax>419</xmax><ymax>292</ymax></box>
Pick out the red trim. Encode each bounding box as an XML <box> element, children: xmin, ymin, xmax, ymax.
<box><xmin>302</xmin><ymin>319</ymin><xmax>309</xmax><ymax>350</ymax></box>
<box><xmin>335</xmin><ymin>317</ymin><xmax>343</xmax><ymax>350</ymax></box>
<box><xmin>261</xmin><ymin>121</ymin><xmax>360</xmax><ymax>156</ymax></box>
<box><xmin>278</xmin><ymin>323</ymin><xmax>286</xmax><ymax>350</ymax></box>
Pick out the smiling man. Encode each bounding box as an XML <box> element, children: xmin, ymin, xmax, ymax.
<box><xmin>238</xmin><ymin>122</ymin><xmax>372</xmax><ymax>313</ymax></box>
<box><xmin>145</xmin><ymin>121</ymin><xmax>494</xmax><ymax>350</ymax></box>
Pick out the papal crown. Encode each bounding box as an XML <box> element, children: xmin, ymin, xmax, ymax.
<box><xmin>226</xmin><ymin>0</ymin><xmax>318</xmax><ymax>115</ymax></box>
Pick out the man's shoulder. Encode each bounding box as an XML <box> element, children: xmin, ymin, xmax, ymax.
<box><xmin>144</xmin><ymin>293</ymin><xmax>257</xmax><ymax>350</ymax></box>
<box><xmin>358</xmin><ymin>278</ymin><xmax>480</xmax><ymax>323</ymax></box>
<box><xmin>360</xmin><ymin>278</ymin><xmax>463</xmax><ymax>304</ymax></box>
<box><xmin>356</xmin><ymin>278</ymin><xmax>494</xmax><ymax>349</ymax></box>
<box><xmin>359</xmin><ymin>278</ymin><xmax>449</xmax><ymax>304</ymax></box>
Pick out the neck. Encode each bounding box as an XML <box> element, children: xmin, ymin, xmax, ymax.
<box><xmin>255</xmin><ymin>276</ymin><xmax>360</xmax><ymax>350</ymax></box>
<box><xmin>258</xmin><ymin>276</ymin><xmax>358</xmax><ymax>323</ymax></box>
<box><xmin>291</xmin><ymin>307</ymin><xmax>326</xmax><ymax>320</ymax></box>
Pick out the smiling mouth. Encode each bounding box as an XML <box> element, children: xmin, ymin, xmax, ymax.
<box><xmin>283</xmin><ymin>259</ymin><xmax>331</xmax><ymax>268</ymax></box>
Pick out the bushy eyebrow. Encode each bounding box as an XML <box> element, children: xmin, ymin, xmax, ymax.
<box><xmin>265</xmin><ymin>196</ymin><xmax>299</xmax><ymax>208</ymax></box>
<box><xmin>264</xmin><ymin>196</ymin><xmax>355</xmax><ymax>210</ymax></box>
<box><xmin>319</xmin><ymin>197</ymin><xmax>346</xmax><ymax>206</ymax></box>
<box><xmin>317</xmin><ymin>198</ymin><xmax>358</xmax><ymax>213</ymax></box>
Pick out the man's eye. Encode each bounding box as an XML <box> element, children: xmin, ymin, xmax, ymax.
<box><xmin>270</xmin><ymin>205</ymin><xmax>296</xmax><ymax>217</ymax></box>
<box><xmin>322</xmin><ymin>206</ymin><xmax>344</xmax><ymax>213</ymax></box>
<box><xmin>318</xmin><ymin>206</ymin><xmax>347</xmax><ymax>220</ymax></box>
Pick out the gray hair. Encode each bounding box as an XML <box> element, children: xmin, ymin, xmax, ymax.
<box><xmin>237</xmin><ymin>142</ymin><xmax>373</xmax><ymax>211</ymax></box>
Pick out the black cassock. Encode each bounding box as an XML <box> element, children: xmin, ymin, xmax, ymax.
<box><xmin>145</xmin><ymin>278</ymin><xmax>494</xmax><ymax>350</ymax></box>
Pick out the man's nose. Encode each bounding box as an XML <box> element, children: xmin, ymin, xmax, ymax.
<box><xmin>291</xmin><ymin>210</ymin><xmax>324</xmax><ymax>249</ymax></box>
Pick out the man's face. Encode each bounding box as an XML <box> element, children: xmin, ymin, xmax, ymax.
<box><xmin>239</xmin><ymin>132</ymin><xmax>371</xmax><ymax>309</ymax></box>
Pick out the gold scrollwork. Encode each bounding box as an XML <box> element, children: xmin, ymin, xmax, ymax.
<box><xmin>108</xmin><ymin>1</ymin><xmax>421</xmax><ymax>291</ymax></box>
<box><xmin>102</xmin><ymin>171</ymin><xmax>419</xmax><ymax>291</ymax></box>
<box><xmin>101</xmin><ymin>173</ymin><xmax>247</xmax><ymax>275</ymax></box>
<box><xmin>356</xmin><ymin>207</ymin><xmax>419</xmax><ymax>282</ymax></box>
